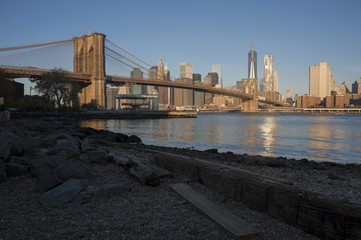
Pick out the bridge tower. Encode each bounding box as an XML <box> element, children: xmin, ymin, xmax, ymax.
<box><xmin>73</xmin><ymin>33</ymin><xmax>106</xmax><ymax>108</ymax></box>
<box><xmin>240</xmin><ymin>78</ymin><xmax>259</xmax><ymax>112</ymax></box>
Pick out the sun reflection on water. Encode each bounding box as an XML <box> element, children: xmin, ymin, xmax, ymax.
<box><xmin>260</xmin><ymin>116</ymin><xmax>277</xmax><ymax>156</ymax></box>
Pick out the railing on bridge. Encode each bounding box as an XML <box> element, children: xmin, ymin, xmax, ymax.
<box><xmin>0</xmin><ymin>65</ymin><xmax>92</xmax><ymax>81</ymax></box>
<box><xmin>107</xmin><ymin>75</ymin><xmax>256</xmax><ymax>100</ymax></box>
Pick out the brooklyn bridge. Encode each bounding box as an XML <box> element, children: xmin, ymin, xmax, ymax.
<box><xmin>0</xmin><ymin>33</ymin><xmax>282</xmax><ymax>112</ymax></box>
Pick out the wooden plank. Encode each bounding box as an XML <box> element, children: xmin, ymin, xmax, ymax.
<box><xmin>170</xmin><ymin>183</ymin><xmax>258</xmax><ymax>239</ymax></box>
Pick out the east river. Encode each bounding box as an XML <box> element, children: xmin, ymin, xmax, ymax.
<box><xmin>78</xmin><ymin>112</ymin><xmax>361</xmax><ymax>164</ymax></box>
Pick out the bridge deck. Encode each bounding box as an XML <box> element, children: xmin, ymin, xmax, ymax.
<box><xmin>0</xmin><ymin>65</ymin><xmax>283</xmax><ymax>105</ymax></box>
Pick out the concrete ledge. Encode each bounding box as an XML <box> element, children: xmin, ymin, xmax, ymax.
<box><xmin>151</xmin><ymin>151</ymin><xmax>361</xmax><ymax>240</ymax></box>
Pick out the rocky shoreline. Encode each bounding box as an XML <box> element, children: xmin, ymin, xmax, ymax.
<box><xmin>1</xmin><ymin>119</ymin><xmax>360</xmax><ymax>239</ymax></box>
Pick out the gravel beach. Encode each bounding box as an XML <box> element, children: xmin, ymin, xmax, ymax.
<box><xmin>1</xmin><ymin>119</ymin><xmax>360</xmax><ymax>239</ymax></box>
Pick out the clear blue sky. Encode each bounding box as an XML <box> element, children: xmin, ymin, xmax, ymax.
<box><xmin>1</xmin><ymin>0</ymin><xmax>360</xmax><ymax>96</ymax></box>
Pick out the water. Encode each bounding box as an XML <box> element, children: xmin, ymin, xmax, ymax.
<box><xmin>77</xmin><ymin>112</ymin><xmax>361</xmax><ymax>164</ymax></box>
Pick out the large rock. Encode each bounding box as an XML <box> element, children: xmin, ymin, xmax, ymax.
<box><xmin>0</xmin><ymin>137</ymin><xmax>11</xmax><ymax>161</ymax></box>
<box><xmin>88</xmin><ymin>130</ymin><xmax>118</xmax><ymax>142</ymax></box>
<box><xmin>5</xmin><ymin>163</ymin><xmax>29</xmax><ymax>177</ymax></box>
<box><xmin>29</xmin><ymin>155</ymin><xmax>67</xmax><ymax>179</ymax></box>
<box><xmin>87</xmin><ymin>151</ymin><xmax>109</xmax><ymax>165</ymax></box>
<box><xmin>0</xmin><ymin>160</ymin><xmax>7</xmax><ymax>183</ymax></box>
<box><xmin>8</xmin><ymin>156</ymin><xmax>30</xmax><ymax>166</ymax></box>
<box><xmin>127</xmin><ymin>135</ymin><xmax>142</xmax><ymax>144</ymax></box>
<box><xmin>34</xmin><ymin>159</ymin><xmax>93</xmax><ymax>193</ymax></box>
<box><xmin>116</xmin><ymin>133</ymin><xmax>129</xmax><ymax>143</ymax></box>
<box><xmin>10</xmin><ymin>141</ymin><xmax>24</xmax><ymax>157</ymax></box>
<box><xmin>83</xmin><ymin>182</ymin><xmax>131</xmax><ymax>202</ymax></box>
<box><xmin>47</xmin><ymin>139</ymin><xmax>80</xmax><ymax>160</ymax></box>
<box><xmin>80</xmin><ymin>138</ymin><xmax>91</xmax><ymax>152</ymax></box>
<box><xmin>54</xmin><ymin>161</ymin><xmax>93</xmax><ymax>181</ymax></box>
<box><xmin>40</xmin><ymin>179</ymin><xmax>89</xmax><ymax>207</ymax></box>
<box><xmin>36</xmin><ymin>133</ymin><xmax>75</xmax><ymax>148</ymax></box>
<box><xmin>109</xmin><ymin>150</ymin><xmax>132</xmax><ymax>167</ymax></box>
<box><xmin>36</xmin><ymin>174</ymin><xmax>63</xmax><ymax>193</ymax></box>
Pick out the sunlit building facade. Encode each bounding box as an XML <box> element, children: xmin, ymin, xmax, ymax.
<box><xmin>180</xmin><ymin>62</ymin><xmax>193</xmax><ymax>79</ymax></box>
<box><xmin>309</xmin><ymin>62</ymin><xmax>332</xmax><ymax>99</ymax></box>
<box><xmin>263</xmin><ymin>55</ymin><xmax>273</xmax><ymax>92</ymax></box>
<box><xmin>248</xmin><ymin>47</ymin><xmax>257</xmax><ymax>79</ymax></box>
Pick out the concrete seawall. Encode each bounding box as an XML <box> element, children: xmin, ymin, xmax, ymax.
<box><xmin>152</xmin><ymin>151</ymin><xmax>361</xmax><ymax>240</ymax></box>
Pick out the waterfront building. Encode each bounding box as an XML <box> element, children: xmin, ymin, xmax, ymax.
<box><xmin>212</xmin><ymin>64</ymin><xmax>222</xmax><ymax>88</ymax></box>
<box><xmin>213</xmin><ymin>96</ymin><xmax>227</xmax><ymax>106</ymax></box>
<box><xmin>180</xmin><ymin>62</ymin><xmax>193</xmax><ymax>79</ymax></box>
<box><xmin>130</xmin><ymin>68</ymin><xmax>146</xmax><ymax>95</ymax></box>
<box><xmin>296</xmin><ymin>95</ymin><xmax>321</xmax><ymax>108</ymax></box>
<box><xmin>106</xmin><ymin>87</ymin><xmax>119</xmax><ymax>110</ymax></box>
<box><xmin>248</xmin><ymin>43</ymin><xmax>257</xmax><ymax>79</ymax></box>
<box><xmin>309</xmin><ymin>62</ymin><xmax>332</xmax><ymax>99</ymax></box>
<box><xmin>263</xmin><ymin>55</ymin><xmax>273</xmax><ymax>92</ymax></box>
<box><xmin>174</xmin><ymin>78</ymin><xmax>193</xmax><ymax>106</ymax></box>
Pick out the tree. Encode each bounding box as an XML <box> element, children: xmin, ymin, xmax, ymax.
<box><xmin>32</xmin><ymin>69</ymin><xmax>80</xmax><ymax>108</ymax></box>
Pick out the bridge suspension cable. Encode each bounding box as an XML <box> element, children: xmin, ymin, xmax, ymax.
<box><xmin>105</xmin><ymin>39</ymin><xmax>151</xmax><ymax>68</ymax></box>
<box><xmin>105</xmin><ymin>46</ymin><xmax>149</xmax><ymax>73</ymax></box>
<box><xmin>0</xmin><ymin>39</ymin><xmax>73</xmax><ymax>52</ymax></box>
<box><xmin>105</xmin><ymin>38</ymin><xmax>177</xmax><ymax>81</ymax></box>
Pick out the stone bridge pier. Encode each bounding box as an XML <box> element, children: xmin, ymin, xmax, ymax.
<box><xmin>240</xmin><ymin>78</ymin><xmax>258</xmax><ymax>112</ymax></box>
<box><xmin>73</xmin><ymin>33</ymin><xmax>106</xmax><ymax>108</ymax></box>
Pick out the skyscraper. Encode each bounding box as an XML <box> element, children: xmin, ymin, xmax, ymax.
<box><xmin>148</xmin><ymin>66</ymin><xmax>158</xmax><ymax>94</ymax></box>
<box><xmin>174</xmin><ymin>78</ymin><xmax>193</xmax><ymax>106</ymax></box>
<box><xmin>157</xmin><ymin>58</ymin><xmax>165</xmax><ymax>81</ymax></box>
<box><xmin>164</xmin><ymin>63</ymin><xmax>170</xmax><ymax>81</ymax></box>
<box><xmin>157</xmin><ymin>58</ymin><xmax>168</xmax><ymax>105</ymax></box>
<box><xmin>164</xmin><ymin>63</ymin><xmax>171</xmax><ymax>104</ymax></box>
<box><xmin>180</xmin><ymin>62</ymin><xmax>193</xmax><ymax>79</ymax></box>
<box><xmin>208</xmin><ymin>72</ymin><xmax>218</xmax><ymax>86</ymax></box>
<box><xmin>193</xmin><ymin>73</ymin><xmax>201</xmax><ymax>82</ymax></box>
<box><xmin>130</xmin><ymin>68</ymin><xmax>146</xmax><ymax>95</ymax></box>
<box><xmin>352</xmin><ymin>81</ymin><xmax>358</xmax><ymax>94</ymax></box>
<box><xmin>309</xmin><ymin>62</ymin><xmax>332</xmax><ymax>99</ymax></box>
<box><xmin>263</xmin><ymin>55</ymin><xmax>273</xmax><ymax>92</ymax></box>
<box><xmin>212</xmin><ymin>64</ymin><xmax>222</xmax><ymax>87</ymax></box>
<box><xmin>273</xmin><ymin>70</ymin><xmax>279</xmax><ymax>92</ymax></box>
<box><xmin>193</xmin><ymin>81</ymin><xmax>205</xmax><ymax>106</ymax></box>
<box><xmin>248</xmin><ymin>42</ymin><xmax>257</xmax><ymax>79</ymax></box>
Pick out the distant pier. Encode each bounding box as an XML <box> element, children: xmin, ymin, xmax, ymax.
<box><xmin>259</xmin><ymin>107</ymin><xmax>361</xmax><ymax>114</ymax></box>
<box><xmin>10</xmin><ymin>110</ymin><xmax>198</xmax><ymax>119</ymax></box>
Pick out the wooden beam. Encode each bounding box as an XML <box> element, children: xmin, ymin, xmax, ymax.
<box><xmin>170</xmin><ymin>183</ymin><xmax>258</xmax><ymax>239</ymax></box>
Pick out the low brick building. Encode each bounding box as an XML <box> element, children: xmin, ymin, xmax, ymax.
<box><xmin>296</xmin><ymin>95</ymin><xmax>321</xmax><ymax>108</ymax></box>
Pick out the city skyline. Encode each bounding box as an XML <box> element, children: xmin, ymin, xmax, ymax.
<box><xmin>0</xmin><ymin>0</ymin><xmax>360</xmax><ymax>96</ymax></box>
